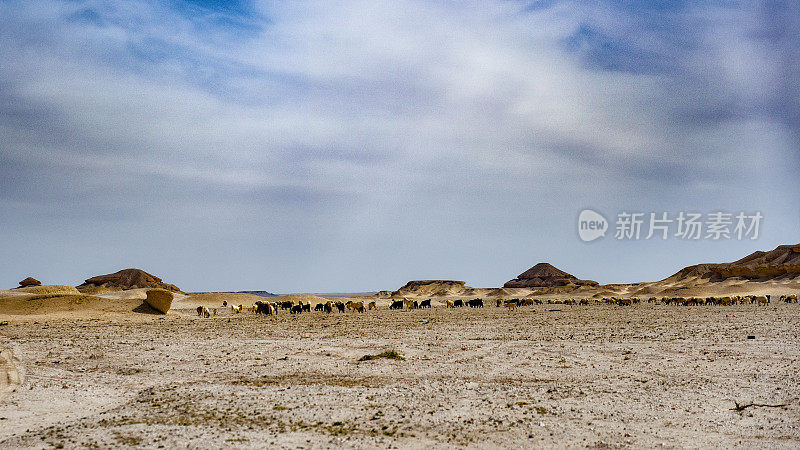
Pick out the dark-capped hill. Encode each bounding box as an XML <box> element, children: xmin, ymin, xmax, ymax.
<box><xmin>667</xmin><ymin>244</ymin><xmax>800</xmax><ymax>282</ymax></box>
<box><xmin>18</xmin><ymin>277</ymin><xmax>41</xmax><ymax>288</ymax></box>
<box><xmin>78</xmin><ymin>268</ymin><xmax>183</xmax><ymax>293</ymax></box>
<box><xmin>504</xmin><ymin>263</ymin><xmax>598</xmax><ymax>288</ymax></box>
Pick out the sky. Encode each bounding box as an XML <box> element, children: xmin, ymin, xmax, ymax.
<box><xmin>1</xmin><ymin>0</ymin><xmax>798</xmax><ymax>293</ymax></box>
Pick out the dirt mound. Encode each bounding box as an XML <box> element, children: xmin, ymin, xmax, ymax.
<box><xmin>75</xmin><ymin>286</ymin><xmax>120</xmax><ymax>295</ymax></box>
<box><xmin>78</xmin><ymin>268</ymin><xmax>182</xmax><ymax>293</ymax></box>
<box><xmin>631</xmin><ymin>285</ymin><xmax>658</xmax><ymax>296</ymax></box>
<box><xmin>487</xmin><ymin>288</ymin><xmax>516</xmax><ymax>298</ymax></box>
<box><xmin>665</xmin><ymin>244</ymin><xmax>800</xmax><ymax>283</ymax></box>
<box><xmin>504</xmin><ymin>263</ymin><xmax>598</xmax><ymax>288</ymax></box>
<box><xmin>18</xmin><ymin>277</ymin><xmax>41</xmax><ymax>288</ymax></box>
<box><xmin>390</xmin><ymin>280</ymin><xmax>469</xmax><ymax>298</ymax></box>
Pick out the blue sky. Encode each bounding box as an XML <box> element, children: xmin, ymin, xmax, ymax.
<box><xmin>1</xmin><ymin>0</ymin><xmax>798</xmax><ymax>292</ymax></box>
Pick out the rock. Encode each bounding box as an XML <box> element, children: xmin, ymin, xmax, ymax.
<box><xmin>504</xmin><ymin>263</ymin><xmax>598</xmax><ymax>288</ymax></box>
<box><xmin>77</xmin><ymin>268</ymin><xmax>182</xmax><ymax>293</ymax></box>
<box><xmin>18</xmin><ymin>277</ymin><xmax>41</xmax><ymax>288</ymax></box>
<box><xmin>145</xmin><ymin>289</ymin><xmax>174</xmax><ymax>314</ymax></box>
<box><xmin>0</xmin><ymin>347</ymin><xmax>24</xmax><ymax>402</ymax></box>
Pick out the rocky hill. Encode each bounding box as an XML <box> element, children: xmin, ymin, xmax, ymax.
<box><xmin>666</xmin><ymin>244</ymin><xmax>800</xmax><ymax>282</ymax></box>
<box><xmin>390</xmin><ymin>280</ymin><xmax>469</xmax><ymax>297</ymax></box>
<box><xmin>504</xmin><ymin>263</ymin><xmax>598</xmax><ymax>288</ymax></box>
<box><xmin>77</xmin><ymin>268</ymin><xmax>182</xmax><ymax>293</ymax></box>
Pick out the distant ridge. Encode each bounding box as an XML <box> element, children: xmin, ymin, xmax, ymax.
<box><xmin>303</xmin><ymin>292</ymin><xmax>378</xmax><ymax>298</ymax></box>
<box><xmin>234</xmin><ymin>290</ymin><xmax>277</xmax><ymax>297</ymax></box>
<box><xmin>189</xmin><ymin>291</ymin><xmax>277</xmax><ymax>297</ymax></box>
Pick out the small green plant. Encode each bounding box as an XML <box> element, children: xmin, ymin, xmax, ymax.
<box><xmin>358</xmin><ymin>350</ymin><xmax>405</xmax><ymax>361</ymax></box>
<box><xmin>326</xmin><ymin>421</ymin><xmax>354</xmax><ymax>436</ymax></box>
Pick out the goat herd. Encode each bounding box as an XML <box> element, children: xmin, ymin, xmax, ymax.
<box><xmin>194</xmin><ymin>293</ymin><xmax>798</xmax><ymax>318</ymax></box>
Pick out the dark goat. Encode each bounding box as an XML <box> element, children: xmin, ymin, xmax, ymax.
<box><xmin>466</xmin><ymin>299</ymin><xmax>484</xmax><ymax>308</ymax></box>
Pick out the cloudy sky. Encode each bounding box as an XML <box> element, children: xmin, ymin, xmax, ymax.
<box><xmin>1</xmin><ymin>0</ymin><xmax>798</xmax><ymax>293</ymax></box>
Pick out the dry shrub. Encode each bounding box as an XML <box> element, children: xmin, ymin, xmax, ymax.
<box><xmin>358</xmin><ymin>350</ymin><xmax>405</xmax><ymax>362</ymax></box>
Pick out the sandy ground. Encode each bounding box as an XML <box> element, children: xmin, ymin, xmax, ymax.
<box><xmin>1</xmin><ymin>300</ymin><xmax>799</xmax><ymax>449</ymax></box>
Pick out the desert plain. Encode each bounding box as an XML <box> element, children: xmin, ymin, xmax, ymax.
<box><xmin>3</xmin><ymin>244</ymin><xmax>800</xmax><ymax>448</ymax></box>
<box><xmin>1</xmin><ymin>288</ymin><xmax>799</xmax><ymax>448</ymax></box>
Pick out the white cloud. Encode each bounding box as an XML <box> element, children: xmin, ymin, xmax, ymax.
<box><xmin>0</xmin><ymin>0</ymin><xmax>797</xmax><ymax>291</ymax></box>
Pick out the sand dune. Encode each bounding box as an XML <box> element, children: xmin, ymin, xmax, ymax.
<box><xmin>0</xmin><ymin>286</ymin><xmax>169</xmax><ymax>321</ymax></box>
<box><xmin>91</xmin><ymin>288</ymin><xmax>150</xmax><ymax>301</ymax></box>
<box><xmin>13</xmin><ymin>285</ymin><xmax>81</xmax><ymax>297</ymax></box>
<box><xmin>0</xmin><ymin>292</ymin><xmax>138</xmax><ymax>319</ymax></box>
